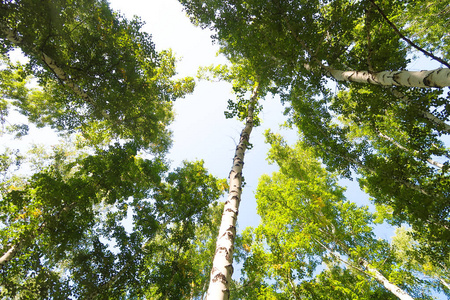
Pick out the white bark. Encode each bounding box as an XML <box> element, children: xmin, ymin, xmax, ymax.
<box><xmin>1</xmin><ymin>26</ymin><xmax>104</xmax><ymax>116</ymax></box>
<box><xmin>441</xmin><ymin>278</ymin><xmax>450</xmax><ymax>290</ymax></box>
<box><xmin>315</xmin><ymin>239</ymin><xmax>414</xmax><ymax>300</ymax></box>
<box><xmin>0</xmin><ymin>244</ymin><xmax>17</xmax><ymax>266</ymax></box>
<box><xmin>284</xmin><ymin>16</ymin><xmax>450</xmax><ymax>89</ymax></box>
<box><xmin>359</xmin><ymin>259</ymin><xmax>415</xmax><ymax>300</ymax></box>
<box><xmin>206</xmin><ymin>85</ymin><xmax>259</xmax><ymax>300</ymax></box>
<box><xmin>376</xmin><ymin>129</ymin><xmax>445</xmax><ymax>169</ymax></box>
<box><xmin>327</xmin><ymin>67</ymin><xmax>450</xmax><ymax>88</ymax></box>
<box><xmin>390</xmin><ymin>89</ymin><xmax>450</xmax><ymax>133</ymax></box>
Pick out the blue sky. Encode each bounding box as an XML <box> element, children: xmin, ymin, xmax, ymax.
<box><xmin>108</xmin><ymin>0</ymin><xmax>300</xmax><ymax>230</ymax></box>
<box><xmin>2</xmin><ymin>1</ymin><xmax>447</xmax><ymax>296</ymax></box>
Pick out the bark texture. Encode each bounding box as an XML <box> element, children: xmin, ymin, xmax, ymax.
<box><xmin>0</xmin><ymin>244</ymin><xmax>17</xmax><ymax>266</ymax></box>
<box><xmin>206</xmin><ymin>85</ymin><xmax>259</xmax><ymax>300</ymax></box>
<box><xmin>2</xmin><ymin>27</ymin><xmax>87</xmax><ymax>97</ymax></box>
<box><xmin>359</xmin><ymin>258</ymin><xmax>414</xmax><ymax>300</ymax></box>
<box><xmin>1</xmin><ymin>26</ymin><xmax>100</xmax><ymax>111</ymax></box>
<box><xmin>327</xmin><ymin>67</ymin><xmax>450</xmax><ymax>88</ymax></box>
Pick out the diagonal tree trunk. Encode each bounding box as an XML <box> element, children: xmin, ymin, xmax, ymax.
<box><xmin>389</xmin><ymin>88</ymin><xmax>450</xmax><ymax>133</ymax></box>
<box><xmin>1</xmin><ymin>26</ymin><xmax>93</xmax><ymax>105</ymax></box>
<box><xmin>206</xmin><ymin>84</ymin><xmax>260</xmax><ymax>300</ymax></box>
<box><xmin>314</xmin><ymin>238</ymin><xmax>415</xmax><ymax>300</ymax></box>
<box><xmin>367</xmin><ymin>0</ymin><xmax>450</xmax><ymax>68</ymax></box>
<box><xmin>0</xmin><ymin>26</ymin><xmax>112</xmax><ymax>120</ymax></box>
<box><xmin>0</xmin><ymin>244</ymin><xmax>18</xmax><ymax>266</ymax></box>
<box><xmin>359</xmin><ymin>258</ymin><xmax>415</xmax><ymax>300</ymax></box>
<box><xmin>0</xmin><ymin>203</ymin><xmax>76</xmax><ymax>267</ymax></box>
<box><xmin>325</xmin><ymin>67</ymin><xmax>450</xmax><ymax>88</ymax></box>
<box><xmin>283</xmin><ymin>17</ymin><xmax>450</xmax><ymax>89</ymax></box>
<box><xmin>374</xmin><ymin>128</ymin><xmax>445</xmax><ymax>169</ymax></box>
<box><xmin>440</xmin><ymin>278</ymin><xmax>450</xmax><ymax>290</ymax></box>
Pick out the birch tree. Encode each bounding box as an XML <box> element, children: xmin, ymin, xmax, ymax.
<box><xmin>178</xmin><ymin>0</ymin><xmax>450</xmax><ymax>266</ymax></box>
<box><xmin>235</xmin><ymin>131</ymin><xmax>440</xmax><ymax>299</ymax></box>
<box><xmin>1</xmin><ymin>0</ymin><xmax>195</xmax><ymax>151</ymax></box>
<box><xmin>196</xmin><ymin>61</ymin><xmax>267</xmax><ymax>299</ymax></box>
<box><xmin>0</xmin><ymin>138</ymin><xmax>225</xmax><ymax>299</ymax></box>
<box><xmin>0</xmin><ymin>1</ymin><xmax>220</xmax><ymax>298</ymax></box>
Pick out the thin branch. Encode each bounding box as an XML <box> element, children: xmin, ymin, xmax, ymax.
<box><xmin>389</xmin><ymin>88</ymin><xmax>450</xmax><ymax>133</ymax></box>
<box><xmin>374</xmin><ymin>127</ymin><xmax>446</xmax><ymax>169</ymax></box>
<box><xmin>368</xmin><ymin>0</ymin><xmax>450</xmax><ymax>68</ymax></box>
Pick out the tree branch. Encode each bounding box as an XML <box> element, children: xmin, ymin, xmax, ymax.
<box><xmin>368</xmin><ymin>0</ymin><xmax>450</xmax><ymax>68</ymax></box>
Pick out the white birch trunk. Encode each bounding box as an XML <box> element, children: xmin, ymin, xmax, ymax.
<box><xmin>327</xmin><ymin>67</ymin><xmax>450</xmax><ymax>88</ymax></box>
<box><xmin>206</xmin><ymin>85</ymin><xmax>259</xmax><ymax>300</ymax></box>
<box><xmin>285</xmin><ymin>17</ymin><xmax>449</xmax><ymax>89</ymax></box>
<box><xmin>440</xmin><ymin>278</ymin><xmax>450</xmax><ymax>290</ymax></box>
<box><xmin>1</xmin><ymin>26</ymin><xmax>102</xmax><ymax>113</ymax></box>
<box><xmin>359</xmin><ymin>259</ymin><xmax>415</xmax><ymax>300</ymax></box>
<box><xmin>0</xmin><ymin>244</ymin><xmax>17</xmax><ymax>266</ymax></box>
<box><xmin>315</xmin><ymin>239</ymin><xmax>415</xmax><ymax>300</ymax></box>
<box><xmin>1</xmin><ymin>27</ymin><xmax>84</xmax><ymax>97</ymax></box>
<box><xmin>389</xmin><ymin>89</ymin><xmax>450</xmax><ymax>133</ymax></box>
<box><xmin>375</xmin><ymin>129</ymin><xmax>445</xmax><ymax>169</ymax></box>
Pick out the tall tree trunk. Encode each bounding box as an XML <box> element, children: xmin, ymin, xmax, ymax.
<box><xmin>325</xmin><ymin>67</ymin><xmax>450</xmax><ymax>88</ymax></box>
<box><xmin>0</xmin><ymin>244</ymin><xmax>18</xmax><ymax>266</ymax></box>
<box><xmin>440</xmin><ymin>278</ymin><xmax>450</xmax><ymax>290</ymax></box>
<box><xmin>359</xmin><ymin>259</ymin><xmax>415</xmax><ymax>300</ymax></box>
<box><xmin>316</xmin><ymin>239</ymin><xmax>415</xmax><ymax>300</ymax></box>
<box><xmin>206</xmin><ymin>85</ymin><xmax>259</xmax><ymax>300</ymax></box>
<box><xmin>0</xmin><ymin>203</ymin><xmax>74</xmax><ymax>267</ymax></box>
<box><xmin>282</xmin><ymin>16</ymin><xmax>450</xmax><ymax>89</ymax></box>
<box><xmin>389</xmin><ymin>88</ymin><xmax>450</xmax><ymax>133</ymax></box>
<box><xmin>367</xmin><ymin>0</ymin><xmax>450</xmax><ymax>68</ymax></box>
<box><xmin>1</xmin><ymin>26</ymin><xmax>111</xmax><ymax>120</ymax></box>
<box><xmin>1</xmin><ymin>26</ymin><xmax>93</xmax><ymax>104</ymax></box>
<box><xmin>374</xmin><ymin>128</ymin><xmax>445</xmax><ymax>169</ymax></box>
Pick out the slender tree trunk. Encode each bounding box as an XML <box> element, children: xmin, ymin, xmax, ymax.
<box><xmin>367</xmin><ymin>0</ymin><xmax>450</xmax><ymax>68</ymax></box>
<box><xmin>389</xmin><ymin>88</ymin><xmax>450</xmax><ymax>133</ymax></box>
<box><xmin>316</xmin><ymin>240</ymin><xmax>415</xmax><ymax>300</ymax></box>
<box><xmin>440</xmin><ymin>278</ymin><xmax>450</xmax><ymax>290</ymax></box>
<box><xmin>359</xmin><ymin>259</ymin><xmax>415</xmax><ymax>300</ymax></box>
<box><xmin>326</xmin><ymin>67</ymin><xmax>450</xmax><ymax>88</ymax></box>
<box><xmin>206</xmin><ymin>85</ymin><xmax>259</xmax><ymax>300</ymax></box>
<box><xmin>1</xmin><ymin>26</ymin><xmax>111</xmax><ymax>121</ymax></box>
<box><xmin>0</xmin><ymin>203</ymin><xmax>74</xmax><ymax>267</ymax></box>
<box><xmin>375</xmin><ymin>128</ymin><xmax>445</xmax><ymax>169</ymax></box>
<box><xmin>1</xmin><ymin>26</ymin><xmax>93</xmax><ymax>104</ymax></box>
<box><xmin>0</xmin><ymin>244</ymin><xmax>17</xmax><ymax>266</ymax></box>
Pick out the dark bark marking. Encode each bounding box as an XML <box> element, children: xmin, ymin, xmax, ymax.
<box><xmin>225</xmin><ymin>207</ymin><xmax>238</xmax><ymax>216</ymax></box>
<box><xmin>226</xmin><ymin>225</ymin><xmax>237</xmax><ymax>236</ymax></box>
<box><xmin>225</xmin><ymin>264</ymin><xmax>234</xmax><ymax>276</ymax></box>
<box><xmin>392</xmin><ymin>71</ymin><xmax>402</xmax><ymax>86</ymax></box>
<box><xmin>423</xmin><ymin>72</ymin><xmax>441</xmax><ymax>88</ymax></box>
<box><xmin>211</xmin><ymin>272</ymin><xmax>228</xmax><ymax>284</ymax></box>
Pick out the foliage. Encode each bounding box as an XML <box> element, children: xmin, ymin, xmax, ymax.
<box><xmin>0</xmin><ymin>1</ymin><xmax>224</xmax><ymax>298</ymax></box>
<box><xmin>234</xmin><ymin>131</ymin><xmax>443</xmax><ymax>299</ymax></box>
<box><xmin>179</xmin><ymin>0</ymin><xmax>450</xmax><ymax>270</ymax></box>
<box><xmin>1</xmin><ymin>0</ymin><xmax>195</xmax><ymax>151</ymax></box>
<box><xmin>0</xmin><ymin>141</ymin><xmax>225</xmax><ymax>298</ymax></box>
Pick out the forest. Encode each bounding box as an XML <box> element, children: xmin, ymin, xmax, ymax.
<box><xmin>0</xmin><ymin>0</ymin><xmax>449</xmax><ymax>299</ymax></box>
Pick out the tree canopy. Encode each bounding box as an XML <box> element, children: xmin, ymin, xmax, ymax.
<box><xmin>179</xmin><ymin>0</ymin><xmax>450</xmax><ymax>281</ymax></box>
<box><xmin>1</xmin><ymin>0</ymin><xmax>449</xmax><ymax>299</ymax></box>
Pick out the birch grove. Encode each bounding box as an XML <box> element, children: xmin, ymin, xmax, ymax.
<box><xmin>1</xmin><ymin>0</ymin><xmax>450</xmax><ymax>298</ymax></box>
